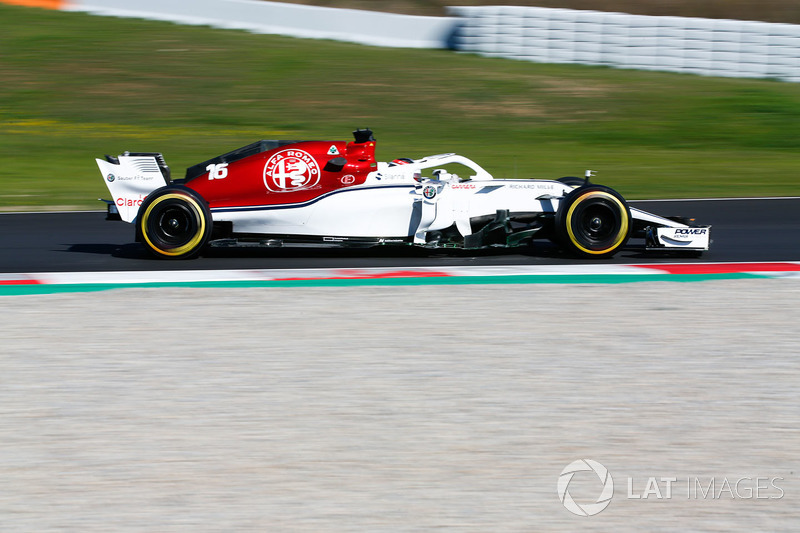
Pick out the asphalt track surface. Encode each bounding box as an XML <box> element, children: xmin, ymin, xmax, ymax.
<box><xmin>0</xmin><ymin>198</ymin><xmax>798</xmax><ymax>273</ymax></box>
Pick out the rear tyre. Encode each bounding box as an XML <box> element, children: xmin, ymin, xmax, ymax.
<box><xmin>555</xmin><ymin>185</ymin><xmax>631</xmax><ymax>258</ymax></box>
<box><xmin>137</xmin><ymin>186</ymin><xmax>211</xmax><ymax>259</ymax></box>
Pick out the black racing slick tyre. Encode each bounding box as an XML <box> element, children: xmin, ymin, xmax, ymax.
<box><xmin>557</xmin><ymin>176</ymin><xmax>586</xmax><ymax>188</ymax></box>
<box><xmin>137</xmin><ymin>186</ymin><xmax>212</xmax><ymax>259</ymax></box>
<box><xmin>555</xmin><ymin>185</ymin><xmax>631</xmax><ymax>258</ymax></box>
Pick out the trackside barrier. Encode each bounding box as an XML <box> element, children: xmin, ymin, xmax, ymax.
<box><xmin>60</xmin><ymin>0</ymin><xmax>457</xmax><ymax>48</ymax></box>
<box><xmin>2</xmin><ymin>0</ymin><xmax>66</xmax><ymax>7</ymax></box>
<box><xmin>446</xmin><ymin>6</ymin><xmax>800</xmax><ymax>82</ymax></box>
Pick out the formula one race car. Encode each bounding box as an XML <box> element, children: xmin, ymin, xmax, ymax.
<box><xmin>96</xmin><ymin>129</ymin><xmax>710</xmax><ymax>259</ymax></box>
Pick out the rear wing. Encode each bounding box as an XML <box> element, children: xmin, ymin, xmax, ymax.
<box><xmin>96</xmin><ymin>152</ymin><xmax>170</xmax><ymax>223</ymax></box>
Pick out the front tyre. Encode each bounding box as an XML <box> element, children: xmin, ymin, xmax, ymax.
<box><xmin>555</xmin><ymin>185</ymin><xmax>631</xmax><ymax>258</ymax></box>
<box><xmin>556</xmin><ymin>176</ymin><xmax>586</xmax><ymax>188</ymax></box>
<box><xmin>137</xmin><ymin>186</ymin><xmax>211</xmax><ymax>259</ymax></box>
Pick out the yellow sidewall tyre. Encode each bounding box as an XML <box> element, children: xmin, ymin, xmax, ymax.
<box><xmin>555</xmin><ymin>185</ymin><xmax>631</xmax><ymax>258</ymax></box>
<box><xmin>137</xmin><ymin>187</ymin><xmax>211</xmax><ymax>259</ymax></box>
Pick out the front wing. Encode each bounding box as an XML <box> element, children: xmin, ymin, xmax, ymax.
<box><xmin>646</xmin><ymin>226</ymin><xmax>711</xmax><ymax>251</ymax></box>
<box><xmin>630</xmin><ymin>207</ymin><xmax>711</xmax><ymax>251</ymax></box>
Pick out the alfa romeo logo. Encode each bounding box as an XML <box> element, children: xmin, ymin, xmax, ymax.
<box><xmin>423</xmin><ymin>185</ymin><xmax>436</xmax><ymax>199</ymax></box>
<box><xmin>106</xmin><ymin>174</ymin><xmax>115</xmax><ymax>183</ymax></box>
<box><xmin>263</xmin><ymin>149</ymin><xmax>320</xmax><ymax>193</ymax></box>
<box><xmin>557</xmin><ymin>459</ymin><xmax>614</xmax><ymax>517</ymax></box>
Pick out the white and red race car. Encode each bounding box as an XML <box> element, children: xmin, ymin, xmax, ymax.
<box><xmin>97</xmin><ymin>129</ymin><xmax>710</xmax><ymax>259</ymax></box>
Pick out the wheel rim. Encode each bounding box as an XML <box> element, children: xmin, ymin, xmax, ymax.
<box><xmin>155</xmin><ymin>204</ymin><xmax>196</xmax><ymax>245</ymax></box>
<box><xmin>577</xmin><ymin>204</ymin><xmax>618</xmax><ymax>243</ymax></box>
<box><xmin>566</xmin><ymin>191</ymin><xmax>629</xmax><ymax>255</ymax></box>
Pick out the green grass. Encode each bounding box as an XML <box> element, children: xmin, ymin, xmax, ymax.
<box><xmin>2</xmin><ymin>4</ymin><xmax>800</xmax><ymax>210</ymax></box>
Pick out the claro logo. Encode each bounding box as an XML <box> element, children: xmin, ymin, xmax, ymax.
<box><xmin>675</xmin><ymin>228</ymin><xmax>708</xmax><ymax>235</ymax></box>
<box><xmin>116</xmin><ymin>195</ymin><xmax>146</xmax><ymax>207</ymax></box>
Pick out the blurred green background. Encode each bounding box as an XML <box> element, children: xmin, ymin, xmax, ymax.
<box><xmin>2</xmin><ymin>3</ymin><xmax>800</xmax><ymax>210</ymax></box>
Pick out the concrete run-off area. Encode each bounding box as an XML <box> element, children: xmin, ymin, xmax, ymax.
<box><xmin>0</xmin><ymin>280</ymin><xmax>798</xmax><ymax>531</ymax></box>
